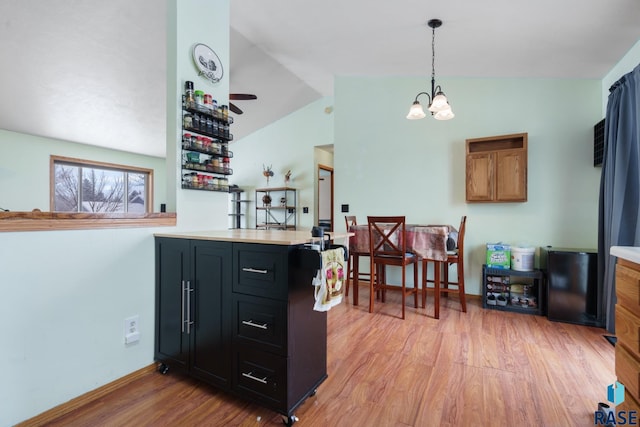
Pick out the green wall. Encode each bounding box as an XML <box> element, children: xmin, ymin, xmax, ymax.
<box><xmin>0</xmin><ymin>1</ymin><xmax>230</xmax><ymax>425</ymax></box>
<box><xmin>334</xmin><ymin>76</ymin><xmax>603</xmax><ymax>295</ymax></box>
<box><xmin>230</xmin><ymin>97</ymin><xmax>335</xmax><ymax>229</ymax></box>
<box><xmin>223</xmin><ymin>75</ymin><xmax>605</xmax><ymax>296</ymax></box>
<box><xmin>0</xmin><ymin>129</ymin><xmax>166</xmax><ymax>211</ymax></box>
<box><xmin>167</xmin><ymin>0</ymin><xmax>231</xmax><ymax>230</ymax></box>
<box><xmin>1</xmin><ymin>6</ymin><xmax>637</xmax><ymax>425</ymax></box>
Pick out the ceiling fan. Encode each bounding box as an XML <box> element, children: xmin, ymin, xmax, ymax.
<box><xmin>229</xmin><ymin>93</ymin><xmax>257</xmax><ymax>115</ymax></box>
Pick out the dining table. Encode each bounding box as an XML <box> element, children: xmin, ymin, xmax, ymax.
<box><xmin>347</xmin><ymin>223</ymin><xmax>457</xmax><ymax>317</ymax></box>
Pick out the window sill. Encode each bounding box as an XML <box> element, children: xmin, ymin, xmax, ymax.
<box><xmin>0</xmin><ymin>211</ymin><xmax>177</xmax><ymax>232</ymax></box>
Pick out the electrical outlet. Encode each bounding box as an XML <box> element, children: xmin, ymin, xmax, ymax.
<box><xmin>124</xmin><ymin>315</ymin><xmax>140</xmax><ymax>344</ymax></box>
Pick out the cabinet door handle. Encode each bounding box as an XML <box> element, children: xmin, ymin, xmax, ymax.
<box><xmin>181</xmin><ymin>280</ymin><xmax>186</xmax><ymax>333</ymax></box>
<box><xmin>242</xmin><ymin>267</ymin><xmax>268</xmax><ymax>274</ymax></box>
<box><xmin>242</xmin><ymin>320</ymin><xmax>268</xmax><ymax>330</ymax></box>
<box><xmin>242</xmin><ymin>371</ymin><xmax>268</xmax><ymax>384</ymax></box>
<box><xmin>186</xmin><ymin>281</ymin><xmax>194</xmax><ymax>334</ymax></box>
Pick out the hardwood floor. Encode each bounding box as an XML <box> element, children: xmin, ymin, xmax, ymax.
<box><xmin>33</xmin><ymin>287</ymin><xmax>614</xmax><ymax>427</ymax></box>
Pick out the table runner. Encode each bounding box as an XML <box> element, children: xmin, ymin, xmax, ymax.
<box><xmin>348</xmin><ymin>224</ymin><xmax>455</xmax><ymax>262</ymax></box>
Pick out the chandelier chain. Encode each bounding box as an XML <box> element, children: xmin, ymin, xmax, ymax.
<box><xmin>431</xmin><ymin>25</ymin><xmax>436</xmax><ymax>81</ymax></box>
<box><xmin>406</xmin><ymin>18</ymin><xmax>454</xmax><ymax>120</ymax></box>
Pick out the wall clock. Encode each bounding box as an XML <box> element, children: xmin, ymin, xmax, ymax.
<box><xmin>192</xmin><ymin>43</ymin><xmax>223</xmax><ymax>83</ymax></box>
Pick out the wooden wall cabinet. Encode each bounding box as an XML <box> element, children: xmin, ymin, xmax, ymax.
<box><xmin>466</xmin><ymin>133</ymin><xmax>528</xmax><ymax>203</ymax></box>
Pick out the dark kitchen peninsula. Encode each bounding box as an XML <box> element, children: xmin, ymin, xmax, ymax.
<box><xmin>154</xmin><ymin>229</ymin><xmax>349</xmax><ymax>426</ymax></box>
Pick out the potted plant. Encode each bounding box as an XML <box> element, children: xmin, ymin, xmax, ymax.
<box><xmin>262</xmin><ymin>164</ymin><xmax>274</xmax><ymax>185</ymax></box>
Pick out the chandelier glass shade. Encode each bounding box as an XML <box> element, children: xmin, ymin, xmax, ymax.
<box><xmin>406</xmin><ymin>19</ymin><xmax>454</xmax><ymax>121</ymax></box>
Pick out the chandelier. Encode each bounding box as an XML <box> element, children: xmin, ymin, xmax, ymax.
<box><xmin>406</xmin><ymin>19</ymin><xmax>454</xmax><ymax>121</ymax></box>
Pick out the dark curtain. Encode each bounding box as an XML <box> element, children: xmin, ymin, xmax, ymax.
<box><xmin>598</xmin><ymin>63</ymin><xmax>640</xmax><ymax>333</ymax></box>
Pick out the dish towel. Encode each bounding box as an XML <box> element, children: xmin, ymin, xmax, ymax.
<box><xmin>312</xmin><ymin>247</ymin><xmax>345</xmax><ymax>311</ymax></box>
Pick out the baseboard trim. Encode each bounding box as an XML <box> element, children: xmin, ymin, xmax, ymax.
<box><xmin>16</xmin><ymin>364</ymin><xmax>157</xmax><ymax>426</ymax></box>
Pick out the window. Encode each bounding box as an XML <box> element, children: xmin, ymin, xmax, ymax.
<box><xmin>51</xmin><ymin>156</ymin><xmax>153</xmax><ymax>213</ymax></box>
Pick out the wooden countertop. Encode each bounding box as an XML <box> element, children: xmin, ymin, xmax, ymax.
<box><xmin>154</xmin><ymin>229</ymin><xmax>352</xmax><ymax>245</ymax></box>
<box><xmin>611</xmin><ymin>246</ymin><xmax>640</xmax><ymax>264</ymax></box>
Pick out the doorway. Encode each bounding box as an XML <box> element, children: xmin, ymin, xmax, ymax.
<box><xmin>318</xmin><ymin>165</ymin><xmax>333</xmax><ymax>232</ymax></box>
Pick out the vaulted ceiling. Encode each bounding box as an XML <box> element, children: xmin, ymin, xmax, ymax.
<box><xmin>0</xmin><ymin>0</ymin><xmax>638</xmax><ymax>157</ymax></box>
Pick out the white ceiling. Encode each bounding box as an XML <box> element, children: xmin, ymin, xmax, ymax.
<box><xmin>232</xmin><ymin>0</ymin><xmax>640</xmax><ymax>94</ymax></box>
<box><xmin>0</xmin><ymin>1</ymin><xmax>638</xmax><ymax>158</ymax></box>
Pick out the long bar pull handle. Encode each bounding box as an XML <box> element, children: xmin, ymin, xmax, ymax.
<box><xmin>186</xmin><ymin>281</ymin><xmax>194</xmax><ymax>334</ymax></box>
<box><xmin>181</xmin><ymin>280</ymin><xmax>186</xmax><ymax>333</ymax></box>
<box><xmin>242</xmin><ymin>267</ymin><xmax>268</xmax><ymax>274</ymax></box>
<box><xmin>242</xmin><ymin>371</ymin><xmax>268</xmax><ymax>384</ymax></box>
<box><xmin>241</xmin><ymin>320</ymin><xmax>268</xmax><ymax>330</ymax></box>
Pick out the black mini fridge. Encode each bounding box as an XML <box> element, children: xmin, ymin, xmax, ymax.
<box><xmin>539</xmin><ymin>246</ymin><xmax>603</xmax><ymax>327</ymax></box>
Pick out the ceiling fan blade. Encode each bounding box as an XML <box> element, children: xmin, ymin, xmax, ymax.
<box><xmin>229</xmin><ymin>102</ymin><xmax>243</xmax><ymax>115</ymax></box>
<box><xmin>230</xmin><ymin>93</ymin><xmax>257</xmax><ymax>100</ymax></box>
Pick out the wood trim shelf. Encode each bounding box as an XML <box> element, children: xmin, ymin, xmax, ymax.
<box><xmin>255</xmin><ymin>186</ymin><xmax>296</xmax><ymax>192</ymax></box>
<box><xmin>256</xmin><ymin>206</ymin><xmax>296</xmax><ymax>210</ymax></box>
<box><xmin>0</xmin><ymin>211</ymin><xmax>176</xmax><ymax>232</ymax></box>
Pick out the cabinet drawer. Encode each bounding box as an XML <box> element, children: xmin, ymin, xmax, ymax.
<box><xmin>616</xmin><ymin>304</ymin><xmax>640</xmax><ymax>358</ymax></box>
<box><xmin>234</xmin><ymin>347</ymin><xmax>287</xmax><ymax>408</ymax></box>
<box><xmin>618</xmin><ymin>389</ymin><xmax>640</xmax><ymax>413</ymax></box>
<box><xmin>233</xmin><ymin>294</ymin><xmax>287</xmax><ymax>355</ymax></box>
<box><xmin>616</xmin><ymin>344</ymin><xmax>640</xmax><ymax>402</ymax></box>
<box><xmin>616</xmin><ymin>263</ymin><xmax>640</xmax><ymax>313</ymax></box>
<box><xmin>234</xmin><ymin>243</ymin><xmax>288</xmax><ymax>299</ymax></box>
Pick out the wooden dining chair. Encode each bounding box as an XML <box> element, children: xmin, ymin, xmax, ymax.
<box><xmin>344</xmin><ymin>216</ymin><xmax>370</xmax><ymax>301</ymax></box>
<box><xmin>422</xmin><ymin>215</ymin><xmax>467</xmax><ymax>317</ymax></box>
<box><xmin>367</xmin><ymin>216</ymin><xmax>419</xmax><ymax>319</ymax></box>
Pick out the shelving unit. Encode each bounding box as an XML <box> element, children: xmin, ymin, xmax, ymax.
<box><xmin>255</xmin><ymin>187</ymin><xmax>296</xmax><ymax>230</ymax></box>
<box><xmin>482</xmin><ymin>265</ymin><xmax>544</xmax><ymax>315</ymax></box>
<box><xmin>181</xmin><ymin>94</ymin><xmax>234</xmax><ymax>192</ymax></box>
<box><xmin>229</xmin><ymin>188</ymin><xmax>250</xmax><ymax>229</ymax></box>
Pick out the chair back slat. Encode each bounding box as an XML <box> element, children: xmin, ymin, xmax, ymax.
<box><xmin>367</xmin><ymin>216</ymin><xmax>407</xmax><ymax>258</ymax></box>
<box><xmin>456</xmin><ymin>216</ymin><xmax>467</xmax><ymax>260</ymax></box>
<box><xmin>345</xmin><ymin>215</ymin><xmax>357</xmax><ymax>231</ymax></box>
<box><xmin>366</xmin><ymin>215</ymin><xmax>418</xmax><ymax>319</ymax></box>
